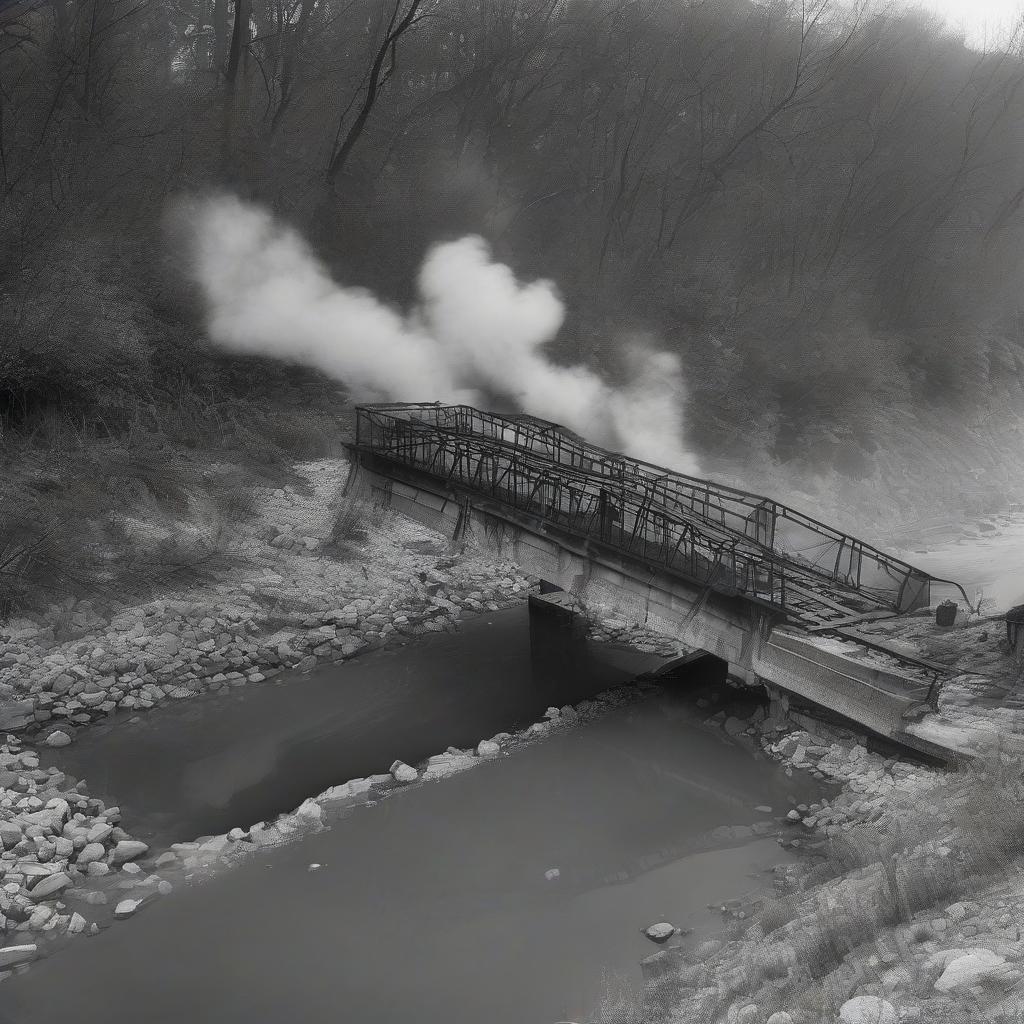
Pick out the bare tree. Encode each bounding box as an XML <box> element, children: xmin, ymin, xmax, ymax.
<box><xmin>326</xmin><ymin>0</ymin><xmax>426</xmax><ymax>182</ymax></box>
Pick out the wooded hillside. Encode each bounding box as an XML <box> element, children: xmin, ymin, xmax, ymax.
<box><xmin>2</xmin><ymin>0</ymin><xmax>1024</xmax><ymax>601</ymax></box>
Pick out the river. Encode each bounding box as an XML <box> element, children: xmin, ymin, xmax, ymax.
<box><xmin>33</xmin><ymin>605</ymin><xmax>665</xmax><ymax>845</ymax></box>
<box><xmin>2</xmin><ymin>605</ymin><xmax>822</xmax><ymax>1024</ymax></box>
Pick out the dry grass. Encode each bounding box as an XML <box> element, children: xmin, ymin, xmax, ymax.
<box><xmin>0</xmin><ymin>374</ymin><xmax>350</xmax><ymax>620</ymax></box>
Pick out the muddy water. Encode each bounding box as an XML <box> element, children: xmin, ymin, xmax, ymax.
<box><xmin>37</xmin><ymin>605</ymin><xmax>658</xmax><ymax>844</ymax></box>
<box><xmin>5</xmin><ymin>684</ymin><xmax>821</xmax><ymax>1024</ymax></box>
<box><xmin>6</xmin><ymin>605</ymin><xmax>827</xmax><ymax>1024</ymax></box>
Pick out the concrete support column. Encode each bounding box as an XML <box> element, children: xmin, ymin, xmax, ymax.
<box><xmin>763</xmin><ymin>682</ymin><xmax>791</xmax><ymax>730</ymax></box>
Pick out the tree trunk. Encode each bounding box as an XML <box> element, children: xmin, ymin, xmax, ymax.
<box><xmin>221</xmin><ymin>0</ymin><xmax>250</xmax><ymax>176</ymax></box>
<box><xmin>212</xmin><ymin>0</ymin><xmax>229</xmax><ymax>76</ymax></box>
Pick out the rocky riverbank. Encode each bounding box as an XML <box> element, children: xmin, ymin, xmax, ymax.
<box><xmin>632</xmin><ymin>679</ymin><xmax>1024</xmax><ymax>1024</ymax></box>
<box><xmin>0</xmin><ymin>454</ymin><xmax>684</xmax><ymax>977</ymax></box>
<box><xmin>0</xmin><ymin>459</ymin><xmax>534</xmax><ymax>741</ymax></box>
<box><xmin>2</xmin><ymin>457</ymin><xmax>1018</xmax><ymax>1014</ymax></box>
<box><xmin>0</xmin><ymin>457</ymin><xmax>542</xmax><ymax>970</ymax></box>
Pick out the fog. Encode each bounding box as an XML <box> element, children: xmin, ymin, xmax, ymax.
<box><xmin>180</xmin><ymin>195</ymin><xmax>701</xmax><ymax>474</ymax></box>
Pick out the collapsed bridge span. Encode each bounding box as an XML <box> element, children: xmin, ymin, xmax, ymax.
<box><xmin>345</xmin><ymin>402</ymin><xmax>968</xmax><ymax>748</ymax></box>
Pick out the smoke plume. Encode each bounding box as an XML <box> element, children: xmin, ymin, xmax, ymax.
<box><xmin>177</xmin><ymin>195</ymin><xmax>700</xmax><ymax>474</ymax></box>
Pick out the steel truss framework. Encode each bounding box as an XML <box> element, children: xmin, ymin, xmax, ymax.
<box><xmin>352</xmin><ymin>402</ymin><xmax>962</xmax><ymax>623</ymax></box>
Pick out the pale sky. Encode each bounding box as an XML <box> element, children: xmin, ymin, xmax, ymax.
<box><xmin>904</xmin><ymin>0</ymin><xmax>1024</xmax><ymax>47</ymax></box>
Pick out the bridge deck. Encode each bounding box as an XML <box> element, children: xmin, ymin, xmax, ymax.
<box><xmin>350</xmin><ymin>402</ymin><xmax>963</xmax><ymax>629</ymax></box>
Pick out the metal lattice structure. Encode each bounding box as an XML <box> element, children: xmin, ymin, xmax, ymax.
<box><xmin>351</xmin><ymin>402</ymin><xmax>964</xmax><ymax>626</ymax></box>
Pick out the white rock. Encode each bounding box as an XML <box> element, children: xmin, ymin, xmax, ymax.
<box><xmin>76</xmin><ymin>842</ymin><xmax>105</xmax><ymax>866</ymax></box>
<box><xmin>66</xmin><ymin>912</ymin><xmax>86</xmax><ymax>934</ymax></box>
<box><xmin>0</xmin><ymin>945</ymin><xmax>37</xmax><ymax>968</ymax></box>
<box><xmin>476</xmin><ymin>740</ymin><xmax>500</xmax><ymax>758</ymax></box>
<box><xmin>766</xmin><ymin>1014</ymin><xmax>793</xmax><ymax>1024</ymax></box>
<box><xmin>544</xmin><ymin>868</ymin><xmax>560</xmax><ymax>881</ymax></box>
<box><xmin>0</xmin><ymin>821</ymin><xmax>22</xmax><ymax>848</ymax></box>
<box><xmin>838</xmin><ymin>996</ymin><xmax>898</xmax><ymax>1024</ymax></box>
<box><xmin>422</xmin><ymin>752</ymin><xmax>476</xmax><ymax>779</ymax></box>
<box><xmin>86</xmin><ymin>822</ymin><xmax>113</xmax><ymax>843</ymax></box>
<box><xmin>320</xmin><ymin>778</ymin><xmax>372</xmax><ymax>803</ymax></box>
<box><xmin>45</xmin><ymin>731</ymin><xmax>72</xmax><ymax>748</ymax></box>
<box><xmin>30</xmin><ymin>871</ymin><xmax>71</xmax><ymax>899</ymax></box>
<box><xmin>110</xmin><ymin>840</ymin><xmax>148</xmax><ymax>865</ymax></box>
<box><xmin>28</xmin><ymin>906</ymin><xmax>54</xmax><ymax>929</ymax></box>
<box><xmin>390</xmin><ymin>760</ymin><xmax>419</xmax><ymax>784</ymax></box>
<box><xmin>934</xmin><ymin>949</ymin><xmax>1007</xmax><ymax>992</ymax></box>
<box><xmin>113</xmin><ymin>898</ymin><xmax>142</xmax><ymax>920</ymax></box>
<box><xmin>644</xmin><ymin>922</ymin><xmax>677</xmax><ymax>943</ymax></box>
<box><xmin>296</xmin><ymin>799</ymin><xmax>322</xmax><ymax>823</ymax></box>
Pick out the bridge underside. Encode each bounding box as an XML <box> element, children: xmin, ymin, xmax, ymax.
<box><xmin>346</xmin><ymin>454</ymin><xmax>934</xmax><ymax>744</ymax></box>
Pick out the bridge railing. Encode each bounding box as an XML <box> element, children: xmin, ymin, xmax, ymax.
<box><xmin>353</xmin><ymin>407</ymin><xmax>797</xmax><ymax>609</ymax></box>
<box><xmin>355</xmin><ymin>402</ymin><xmax>944</xmax><ymax>613</ymax></box>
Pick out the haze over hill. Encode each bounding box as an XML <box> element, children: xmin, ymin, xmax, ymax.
<box><xmin>3</xmin><ymin>0</ymin><xmax>1024</xmax><ymax>609</ymax></box>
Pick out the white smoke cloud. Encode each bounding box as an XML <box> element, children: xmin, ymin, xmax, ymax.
<box><xmin>177</xmin><ymin>194</ymin><xmax>701</xmax><ymax>475</ymax></box>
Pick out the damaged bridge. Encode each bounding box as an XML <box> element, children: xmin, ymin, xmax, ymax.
<box><xmin>345</xmin><ymin>402</ymin><xmax>968</xmax><ymax>751</ymax></box>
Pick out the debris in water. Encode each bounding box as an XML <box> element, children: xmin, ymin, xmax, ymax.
<box><xmin>544</xmin><ymin>868</ymin><xmax>560</xmax><ymax>881</ymax></box>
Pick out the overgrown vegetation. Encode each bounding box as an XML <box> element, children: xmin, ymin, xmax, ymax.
<box><xmin>0</xmin><ymin>359</ymin><xmax>348</xmax><ymax>616</ymax></box>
